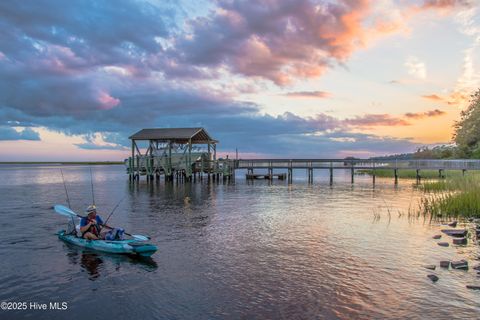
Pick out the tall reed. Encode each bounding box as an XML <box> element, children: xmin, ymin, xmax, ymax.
<box><xmin>418</xmin><ymin>174</ymin><xmax>480</xmax><ymax>218</ymax></box>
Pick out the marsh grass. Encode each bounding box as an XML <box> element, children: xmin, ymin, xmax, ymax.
<box><xmin>417</xmin><ymin>175</ymin><xmax>480</xmax><ymax>219</ymax></box>
<box><xmin>359</xmin><ymin>168</ymin><xmax>480</xmax><ymax>219</ymax></box>
<box><xmin>357</xmin><ymin>169</ymin><xmax>454</xmax><ymax>179</ymax></box>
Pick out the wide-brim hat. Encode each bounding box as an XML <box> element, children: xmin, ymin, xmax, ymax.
<box><xmin>86</xmin><ymin>205</ymin><xmax>97</xmax><ymax>214</ymax></box>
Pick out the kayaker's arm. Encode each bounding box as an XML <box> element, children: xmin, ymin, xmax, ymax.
<box><xmin>79</xmin><ymin>220</ymin><xmax>96</xmax><ymax>233</ymax></box>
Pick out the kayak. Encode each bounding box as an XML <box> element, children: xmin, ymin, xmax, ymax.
<box><xmin>58</xmin><ymin>230</ymin><xmax>157</xmax><ymax>257</ymax></box>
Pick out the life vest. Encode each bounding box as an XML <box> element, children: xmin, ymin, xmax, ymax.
<box><xmin>82</xmin><ymin>217</ymin><xmax>101</xmax><ymax>237</ymax></box>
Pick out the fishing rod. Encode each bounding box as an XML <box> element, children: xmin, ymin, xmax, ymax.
<box><xmin>89</xmin><ymin>167</ymin><xmax>95</xmax><ymax>206</ymax></box>
<box><xmin>60</xmin><ymin>169</ymin><xmax>71</xmax><ymax>209</ymax></box>
<box><xmin>60</xmin><ymin>168</ymin><xmax>76</xmax><ymax>232</ymax></box>
<box><xmin>103</xmin><ymin>195</ymin><xmax>126</xmax><ymax>227</ymax></box>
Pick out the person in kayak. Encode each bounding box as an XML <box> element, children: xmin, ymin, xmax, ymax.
<box><xmin>80</xmin><ymin>205</ymin><xmax>106</xmax><ymax>240</ymax></box>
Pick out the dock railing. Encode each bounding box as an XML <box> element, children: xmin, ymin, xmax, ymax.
<box><xmin>236</xmin><ymin>159</ymin><xmax>480</xmax><ymax>170</ymax></box>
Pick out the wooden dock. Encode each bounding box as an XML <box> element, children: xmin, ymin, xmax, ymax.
<box><xmin>127</xmin><ymin>157</ymin><xmax>480</xmax><ymax>184</ymax></box>
<box><xmin>237</xmin><ymin>159</ymin><xmax>480</xmax><ymax>184</ymax></box>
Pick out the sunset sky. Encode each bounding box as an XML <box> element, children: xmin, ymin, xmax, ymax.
<box><xmin>0</xmin><ymin>0</ymin><xmax>479</xmax><ymax>161</ymax></box>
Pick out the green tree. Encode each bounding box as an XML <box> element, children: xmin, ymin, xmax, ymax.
<box><xmin>454</xmin><ymin>89</ymin><xmax>480</xmax><ymax>158</ymax></box>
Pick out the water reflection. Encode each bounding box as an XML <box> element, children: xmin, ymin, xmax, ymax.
<box><xmin>63</xmin><ymin>244</ymin><xmax>157</xmax><ymax>281</ymax></box>
<box><xmin>80</xmin><ymin>252</ymin><xmax>103</xmax><ymax>280</ymax></box>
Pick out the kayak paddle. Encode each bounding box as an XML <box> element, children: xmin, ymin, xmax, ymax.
<box><xmin>53</xmin><ymin>205</ymin><xmax>151</xmax><ymax>241</ymax></box>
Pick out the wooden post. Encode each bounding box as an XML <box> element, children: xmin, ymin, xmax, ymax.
<box><xmin>372</xmin><ymin>160</ymin><xmax>375</xmax><ymax>185</ymax></box>
<box><xmin>351</xmin><ymin>161</ymin><xmax>354</xmax><ymax>184</ymax></box>
<box><xmin>128</xmin><ymin>157</ymin><xmax>132</xmax><ymax>182</ymax></box>
<box><xmin>310</xmin><ymin>162</ymin><xmax>313</xmax><ymax>183</ymax></box>
<box><xmin>416</xmin><ymin>169</ymin><xmax>421</xmax><ymax>182</ymax></box>
<box><xmin>168</xmin><ymin>141</ymin><xmax>172</xmax><ymax>182</ymax></box>
<box><xmin>394</xmin><ymin>169</ymin><xmax>398</xmax><ymax>184</ymax></box>
<box><xmin>130</xmin><ymin>139</ymin><xmax>135</xmax><ymax>181</ymax></box>
<box><xmin>329</xmin><ymin>163</ymin><xmax>333</xmax><ymax>185</ymax></box>
<box><xmin>188</xmin><ymin>138</ymin><xmax>192</xmax><ymax>181</ymax></box>
<box><xmin>462</xmin><ymin>169</ymin><xmax>466</xmax><ymax>176</ymax></box>
<box><xmin>136</xmin><ymin>154</ymin><xmax>140</xmax><ymax>182</ymax></box>
<box><xmin>269</xmin><ymin>162</ymin><xmax>273</xmax><ymax>180</ymax></box>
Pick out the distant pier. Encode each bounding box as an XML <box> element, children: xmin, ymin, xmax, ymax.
<box><xmin>237</xmin><ymin>159</ymin><xmax>480</xmax><ymax>184</ymax></box>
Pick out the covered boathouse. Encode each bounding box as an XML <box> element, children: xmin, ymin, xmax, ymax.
<box><xmin>126</xmin><ymin>127</ymin><xmax>235</xmax><ymax>182</ymax></box>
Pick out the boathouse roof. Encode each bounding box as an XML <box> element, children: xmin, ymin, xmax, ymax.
<box><xmin>129</xmin><ymin>127</ymin><xmax>217</xmax><ymax>144</ymax></box>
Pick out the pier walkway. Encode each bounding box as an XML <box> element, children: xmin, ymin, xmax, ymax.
<box><xmin>237</xmin><ymin>159</ymin><xmax>480</xmax><ymax>184</ymax></box>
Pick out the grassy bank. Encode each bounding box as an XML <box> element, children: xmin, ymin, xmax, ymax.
<box><xmin>0</xmin><ymin>161</ymin><xmax>124</xmax><ymax>165</ymax></box>
<box><xmin>358</xmin><ymin>169</ymin><xmax>480</xmax><ymax>218</ymax></box>
<box><xmin>418</xmin><ymin>175</ymin><xmax>480</xmax><ymax>218</ymax></box>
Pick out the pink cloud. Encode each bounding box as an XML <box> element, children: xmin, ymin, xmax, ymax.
<box><xmin>421</xmin><ymin>0</ymin><xmax>471</xmax><ymax>10</ymax></box>
<box><xmin>97</xmin><ymin>91</ymin><xmax>120</xmax><ymax>110</ymax></box>
<box><xmin>176</xmin><ymin>0</ymin><xmax>371</xmax><ymax>85</ymax></box>
<box><xmin>404</xmin><ymin>109</ymin><xmax>446</xmax><ymax>119</ymax></box>
<box><xmin>284</xmin><ymin>91</ymin><xmax>331</xmax><ymax>98</ymax></box>
<box><xmin>344</xmin><ymin>109</ymin><xmax>446</xmax><ymax>128</ymax></box>
<box><xmin>171</xmin><ymin>0</ymin><xmax>469</xmax><ymax>85</ymax></box>
<box><xmin>422</xmin><ymin>94</ymin><xmax>444</xmax><ymax>101</ymax></box>
<box><xmin>344</xmin><ymin>114</ymin><xmax>410</xmax><ymax>127</ymax></box>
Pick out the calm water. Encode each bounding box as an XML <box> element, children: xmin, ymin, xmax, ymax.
<box><xmin>0</xmin><ymin>164</ymin><xmax>479</xmax><ymax>319</ymax></box>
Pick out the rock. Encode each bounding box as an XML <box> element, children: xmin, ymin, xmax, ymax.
<box><xmin>473</xmin><ymin>265</ymin><xmax>480</xmax><ymax>271</ymax></box>
<box><xmin>441</xmin><ymin>229</ymin><xmax>468</xmax><ymax>237</ymax></box>
<box><xmin>427</xmin><ymin>274</ymin><xmax>439</xmax><ymax>282</ymax></box>
<box><xmin>468</xmin><ymin>217</ymin><xmax>474</xmax><ymax>222</ymax></box>
<box><xmin>466</xmin><ymin>285</ymin><xmax>480</xmax><ymax>290</ymax></box>
<box><xmin>448</xmin><ymin>221</ymin><xmax>458</xmax><ymax>227</ymax></box>
<box><xmin>432</xmin><ymin>235</ymin><xmax>442</xmax><ymax>239</ymax></box>
<box><xmin>476</xmin><ymin>229</ymin><xmax>480</xmax><ymax>236</ymax></box>
<box><xmin>440</xmin><ymin>260</ymin><xmax>450</xmax><ymax>268</ymax></box>
<box><xmin>438</xmin><ymin>242</ymin><xmax>449</xmax><ymax>247</ymax></box>
<box><xmin>424</xmin><ymin>265</ymin><xmax>436</xmax><ymax>270</ymax></box>
<box><xmin>452</xmin><ymin>237</ymin><xmax>467</xmax><ymax>245</ymax></box>
<box><xmin>451</xmin><ymin>260</ymin><xmax>468</xmax><ymax>270</ymax></box>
